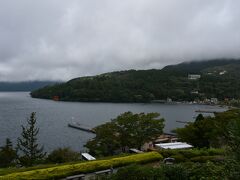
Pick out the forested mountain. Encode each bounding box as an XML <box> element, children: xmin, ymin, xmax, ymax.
<box><xmin>0</xmin><ymin>81</ymin><xmax>60</xmax><ymax>92</ymax></box>
<box><xmin>31</xmin><ymin>59</ymin><xmax>240</xmax><ymax>102</ymax></box>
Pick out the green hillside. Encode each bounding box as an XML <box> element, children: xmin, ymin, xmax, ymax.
<box><xmin>31</xmin><ymin>59</ymin><xmax>240</xmax><ymax>102</ymax></box>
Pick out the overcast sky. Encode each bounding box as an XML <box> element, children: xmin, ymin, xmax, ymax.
<box><xmin>0</xmin><ymin>0</ymin><xmax>240</xmax><ymax>81</ymax></box>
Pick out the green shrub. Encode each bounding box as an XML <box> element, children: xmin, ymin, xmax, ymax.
<box><xmin>187</xmin><ymin>161</ymin><xmax>225</xmax><ymax>180</ymax></box>
<box><xmin>224</xmin><ymin>159</ymin><xmax>240</xmax><ymax>179</ymax></box>
<box><xmin>190</xmin><ymin>155</ymin><xmax>224</xmax><ymax>163</ymax></box>
<box><xmin>171</xmin><ymin>154</ymin><xmax>187</xmax><ymax>163</ymax></box>
<box><xmin>158</xmin><ymin>148</ymin><xmax>225</xmax><ymax>163</ymax></box>
<box><xmin>207</xmin><ymin>148</ymin><xmax>225</xmax><ymax>156</ymax></box>
<box><xmin>108</xmin><ymin>164</ymin><xmax>160</xmax><ymax>180</ymax></box>
<box><xmin>0</xmin><ymin>139</ymin><xmax>17</xmax><ymax>168</ymax></box>
<box><xmin>0</xmin><ymin>152</ymin><xmax>162</xmax><ymax>180</ymax></box>
<box><xmin>46</xmin><ymin>147</ymin><xmax>80</xmax><ymax>163</ymax></box>
<box><xmin>107</xmin><ymin>164</ymin><xmax>189</xmax><ymax>180</ymax></box>
<box><xmin>160</xmin><ymin>164</ymin><xmax>189</xmax><ymax>180</ymax></box>
<box><xmin>179</xmin><ymin>150</ymin><xmax>201</xmax><ymax>158</ymax></box>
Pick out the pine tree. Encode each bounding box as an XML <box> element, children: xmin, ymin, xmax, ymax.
<box><xmin>17</xmin><ymin>112</ymin><xmax>46</xmax><ymax>166</ymax></box>
<box><xmin>0</xmin><ymin>138</ymin><xmax>17</xmax><ymax>167</ymax></box>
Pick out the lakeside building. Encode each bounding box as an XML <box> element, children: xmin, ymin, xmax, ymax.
<box><xmin>191</xmin><ymin>90</ymin><xmax>199</xmax><ymax>94</ymax></box>
<box><xmin>155</xmin><ymin>142</ymin><xmax>193</xmax><ymax>150</ymax></box>
<box><xmin>211</xmin><ymin>98</ymin><xmax>218</xmax><ymax>104</ymax></box>
<box><xmin>188</xmin><ymin>74</ymin><xmax>201</xmax><ymax>80</ymax></box>
<box><xmin>81</xmin><ymin>153</ymin><xmax>96</xmax><ymax>161</ymax></box>
<box><xmin>219</xmin><ymin>70</ymin><xmax>227</xmax><ymax>75</ymax></box>
<box><xmin>142</xmin><ymin>134</ymin><xmax>178</xmax><ymax>151</ymax></box>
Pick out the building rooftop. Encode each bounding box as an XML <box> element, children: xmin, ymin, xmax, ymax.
<box><xmin>81</xmin><ymin>153</ymin><xmax>96</xmax><ymax>161</ymax></box>
<box><xmin>155</xmin><ymin>142</ymin><xmax>193</xmax><ymax>149</ymax></box>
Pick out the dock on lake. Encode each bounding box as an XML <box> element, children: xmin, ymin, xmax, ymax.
<box><xmin>195</xmin><ymin>110</ymin><xmax>217</xmax><ymax>113</ymax></box>
<box><xmin>68</xmin><ymin>122</ymin><xmax>96</xmax><ymax>134</ymax></box>
<box><xmin>176</xmin><ymin>120</ymin><xmax>191</xmax><ymax>124</ymax></box>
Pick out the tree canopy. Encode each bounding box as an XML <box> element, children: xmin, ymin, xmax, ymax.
<box><xmin>175</xmin><ymin>109</ymin><xmax>240</xmax><ymax>148</ymax></box>
<box><xmin>85</xmin><ymin>112</ymin><xmax>164</xmax><ymax>156</ymax></box>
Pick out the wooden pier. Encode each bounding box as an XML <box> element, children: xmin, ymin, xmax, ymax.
<box><xmin>68</xmin><ymin>122</ymin><xmax>96</xmax><ymax>134</ymax></box>
<box><xmin>195</xmin><ymin>110</ymin><xmax>217</xmax><ymax>113</ymax></box>
<box><xmin>176</xmin><ymin>120</ymin><xmax>191</xmax><ymax>124</ymax></box>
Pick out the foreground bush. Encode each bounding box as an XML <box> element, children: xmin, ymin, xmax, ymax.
<box><xmin>186</xmin><ymin>161</ymin><xmax>226</xmax><ymax>180</ymax></box>
<box><xmin>105</xmin><ymin>164</ymin><xmax>189</xmax><ymax>180</ymax></box>
<box><xmin>0</xmin><ymin>152</ymin><xmax>162</xmax><ymax>179</ymax></box>
<box><xmin>0</xmin><ymin>139</ymin><xmax>17</xmax><ymax>168</ymax></box>
<box><xmin>46</xmin><ymin>147</ymin><xmax>80</xmax><ymax>163</ymax></box>
<box><xmin>105</xmin><ymin>162</ymin><xmax>227</xmax><ymax>180</ymax></box>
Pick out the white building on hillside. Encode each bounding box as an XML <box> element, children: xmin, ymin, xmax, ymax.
<box><xmin>188</xmin><ymin>74</ymin><xmax>201</xmax><ymax>80</ymax></box>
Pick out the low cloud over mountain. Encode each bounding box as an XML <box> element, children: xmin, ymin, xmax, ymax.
<box><xmin>0</xmin><ymin>0</ymin><xmax>240</xmax><ymax>81</ymax></box>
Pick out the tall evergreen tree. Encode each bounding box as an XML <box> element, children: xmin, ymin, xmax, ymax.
<box><xmin>0</xmin><ymin>138</ymin><xmax>17</xmax><ymax>167</ymax></box>
<box><xmin>17</xmin><ymin>112</ymin><xmax>46</xmax><ymax>166</ymax></box>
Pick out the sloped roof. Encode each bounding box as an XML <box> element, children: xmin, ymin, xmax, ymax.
<box><xmin>155</xmin><ymin>142</ymin><xmax>193</xmax><ymax>149</ymax></box>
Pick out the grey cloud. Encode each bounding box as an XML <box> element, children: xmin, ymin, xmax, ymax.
<box><xmin>0</xmin><ymin>0</ymin><xmax>240</xmax><ymax>81</ymax></box>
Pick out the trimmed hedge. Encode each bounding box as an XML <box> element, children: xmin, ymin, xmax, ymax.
<box><xmin>190</xmin><ymin>155</ymin><xmax>224</xmax><ymax>163</ymax></box>
<box><xmin>108</xmin><ymin>164</ymin><xmax>189</xmax><ymax>180</ymax></box>
<box><xmin>0</xmin><ymin>152</ymin><xmax>162</xmax><ymax>180</ymax></box>
<box><xmin>158</xmin><ymin>148</ymin><xmax>225</xmax><ymax>163</ymax></box>
<box><xmin>0</xmin><ymin>154</ymin><xmax>131</xmax><ymax>176</ymax></box>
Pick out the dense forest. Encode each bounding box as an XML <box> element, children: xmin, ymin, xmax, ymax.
<box><xmin>31</xmin><ymin>59</ymin><xmax>240</xmax><ymax>102</ymax></box>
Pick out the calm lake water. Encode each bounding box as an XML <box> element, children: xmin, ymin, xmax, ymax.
<box><xmin>0</xmin><ymin>92</ymin><xmax>226</xmax><ymax>152</ymax></box>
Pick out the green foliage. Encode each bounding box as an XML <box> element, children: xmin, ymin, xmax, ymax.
<box><xmin>190</xmin><ymin>155</ymin><xmax>223</xmax><ymax>163</ymax></box>
<box><xmin>106</xmin><ymin>164</ymin><xmax>189</xmax><ymax>180</ymax></box>
<box><xmin>31</xmin><ymin>59</ymin><xmax>240</xmax><ymax>102</ymax></box>
<box><xmin>17</xmin><ymin>112</ymin><xmax>46</xmax><ymax>166</ymax></box>
<box><xmin>175</xmin><ymin>117</ymin><xmax>213</xmax><ymax>148</ymax></box>
<box><xmin>175</xmin><ymin>109</ymin><xmax>240</xmax><ymax>148</ymax></box>
<box><xmin>195</xmin><ymin>114</ymin><xmax>204</xmax><ymax>122</ymax></box>
<box><xmin>158</xmin><ymin>148</ymin><xmax>225</xmax><ymax>163</ymax></box>
<box><xmin>46</xmin><ymin>147</ymin><xmax>80</xmax><ymax>163</ymax></box>
<box><xmin>0</xmin><ymin>164</ymin><xmax>62</xmax><ymax>176</ymax></box>
<box><xmin>0</xmin><ymin>152</ymin><xmax>162</xmax><ymax>179</ymax></box>
<box><xmin>170</xmin><ymin>154</ymin><xmax>186</xmax><ymax>163</ymax></box>
<box><xmin>227</xmin><ymin>118</ymin><xmax>240</xmax><ymax>161</ymax></box>
<box><xmin>108</xmin><ymin>164</ymin><xmax>159</xmax><ymax>180</ymax></box>
<box><xmin>0</xmin><ymin>139</ymin><xmax>17</xmax><ymax>167</ymax></box>
<box><xmin>186</xmin><ymin>161</ymin><xmax>226</xmax><ymax>180</ymax></box>
<box><xmin>224</xmin><ymin>159</ymin><xmax>240</xmax><ymax>180</ymax></box>
<box><xmin>223</xmin><ymin>117</ymin><xmax>240</xmax><ymax>179</ymax></box>
<box><xmin>160</xmin><ymin>164</ymin><xmax>190</xmax><ymax>180</ymax></box>
<box><xmin>85</xmin><ymin>112</ymin><xmax>164</xmax><ymax>156</ymax></box>
<box><xmin>108</xmin><ymin>162</ymin><xmax>227</xmax><ymax>180</ymax></box>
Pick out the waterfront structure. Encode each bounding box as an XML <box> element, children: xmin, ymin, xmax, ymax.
<box><xmin>188</xmin><ymin>74</ymin><xmax>201</xmax><ymax>80</ymax></box>
<box><xmin>211</xmin><ymin>98</ymin><xmax>218</xmax><ymax>104</ymax></box>
<box><xmin>81</xmin><ymin>153</ymin><xmax>96</xmax><ymax>161</ymax></box>
<box><xmin>155</xmin><ymin>142</ymin><xmax>193</xmax><ymax>149</ymax></box>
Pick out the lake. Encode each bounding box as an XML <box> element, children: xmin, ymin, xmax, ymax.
<box><xmin>0</xmin><ymin>92</ymin><xmax>226</xmax><ymax>152</ymax></box>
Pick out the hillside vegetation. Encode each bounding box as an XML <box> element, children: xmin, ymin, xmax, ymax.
<box><xmin>31</xmin><ymin>59</ymin><xmax>240</xmax><ymax>102</ymax></box>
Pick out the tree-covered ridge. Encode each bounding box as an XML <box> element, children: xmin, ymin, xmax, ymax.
<box><xmin>31</xmin><ymin>59</ymin><xmax>240</xmax><ymax>102</ymax></box>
